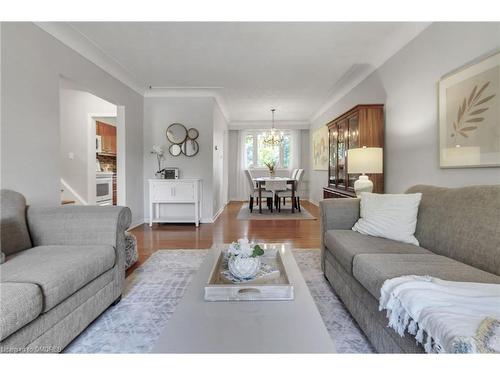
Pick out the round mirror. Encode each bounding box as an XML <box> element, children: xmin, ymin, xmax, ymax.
<box><xmin>169</xmin><ymin>144</ymin><xmax>182</xmax><ymax>156</ymax></box>
<box><xmin>181</xmin><ymin>139</ymin><xmax>199</xmax><ymax>157</ymax></box>
<box><xmin>166</xmin><ymin>123</ymin><xmax>187</xmax><ymax>144</ymax></box>
<box><xmin>187</xmin><ymin>128</ymin><xmax>199</xmax><ymax>140</ymax></box>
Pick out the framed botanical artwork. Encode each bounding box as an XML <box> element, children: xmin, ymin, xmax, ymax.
<box><xmin>312</xmin><ymin>125</ymin><xmax>329</xmax><ymax>170</ymax></box>
<box><xmin>439</xmin><ymin>51</ymin><xmax>499</xmax><ymax>168</ymax></box>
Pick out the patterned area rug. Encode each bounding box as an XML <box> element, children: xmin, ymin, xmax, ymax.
<box><xmin>65</xmin><ymin>249</ymin><xmax>374</xmax><ymax>353</ymax></box>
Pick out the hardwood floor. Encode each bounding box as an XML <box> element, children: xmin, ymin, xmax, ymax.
<box><xmin>127</xmin><ymin>200</ymin><xmax>320</xmax><ymax>275</ymax></box>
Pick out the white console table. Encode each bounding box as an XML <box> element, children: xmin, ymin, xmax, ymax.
<box><xmin>148</xmin><ymin>179</ymin><xmax>201</xmax><ymax>227</ymax></box>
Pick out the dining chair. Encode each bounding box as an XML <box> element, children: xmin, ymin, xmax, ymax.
<box><xmin>276</xmin><ymin>169</ymin><xmax>304</xmax><ymax>212</ymax></box>
<box><xmin>281</xmin><ymin>168</ymin><xmax>301</xmax><ymax>207</ymax></box>
<box><xmin>245</xmin><ymin>170</ymin><xmax>273</xmax><ymax>213</ymax></box>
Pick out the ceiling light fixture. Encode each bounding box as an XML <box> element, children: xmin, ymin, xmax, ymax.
<box><xmin>263</xmin><ymin>108</ymin><xmax>284</xmax><ymax>147</ymax></box>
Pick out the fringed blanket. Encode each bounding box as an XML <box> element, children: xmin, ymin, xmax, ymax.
<box><xmin>379</xmin><ymin>276</ymin><xmax>500</xmax><ymax>353</ymax></box>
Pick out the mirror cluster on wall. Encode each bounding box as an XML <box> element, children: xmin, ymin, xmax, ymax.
<box><xmin>166</xmin><ymin>123</ymin><xmax>200</xmax><ymax>157</ymax></box>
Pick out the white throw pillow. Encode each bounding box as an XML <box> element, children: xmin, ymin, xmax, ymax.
<box><xmin>352</xmin><ymin>192</ymin><xmax>422</xmax><ymax>246</ymax></box>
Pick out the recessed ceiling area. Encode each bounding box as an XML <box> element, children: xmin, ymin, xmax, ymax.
<box><xmin>68</xmin><ymin>22</ymin><xmax>430</xmax><ymax>123</ymax></box>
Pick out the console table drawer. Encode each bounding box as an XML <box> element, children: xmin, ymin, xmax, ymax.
<box><xmin>148</xmin><ymin>179</ymin><xmax>201</xmax><ymax>227</ymax></box>
<box><xmin>151</xmin><ymin>182</ymin><xmax>195</xmax><ymax>202</ymax></box>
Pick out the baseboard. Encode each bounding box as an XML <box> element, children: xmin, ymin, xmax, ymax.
<box><xmin>128</xmin><ymin>220</ymin><xmax>145</xmax><ymax>230</ymax></box>
<box><xmin>60</xmin><ymin>178</ymin><xmax>87</xmax><ymax>205</ymax></box>
<box><xmin>144</xmin><ymin>204</ymin><xmax>226</xmax><ymax>225</ymax></box>
<box><xmin>211</xmin><ymin>205</ymin><xmax>225</xmax><ymax>222</ymax></box>
<box><xmin>308</xmin><ymin>199</ymin><xmax>320</xmax><ymax>207</ymax></box>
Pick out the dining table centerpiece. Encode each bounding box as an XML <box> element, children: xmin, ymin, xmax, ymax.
<box><xmin>264</xmin><ymin>160</ymin><xmax>276</xmax><ymax>177</ymax></box>
<box><xmin>227</xmin><ymin>239</ymin><xmax>264</xmax><ymax>280</ymax></box>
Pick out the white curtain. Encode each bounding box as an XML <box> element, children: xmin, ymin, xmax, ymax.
<box><xmin>234</xmin><ymin>130</ymin><xmax>250</xmax><ymax>201</ymax></box>
<box><xmin>288</xmin><ymin>129</ymin><xmax>302</xmax><ymax>170</ymax></box>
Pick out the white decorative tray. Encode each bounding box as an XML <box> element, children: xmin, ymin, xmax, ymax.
<box><xmin>204</xmin><ymin>249</ymin><xmax>294</xmax><ymax>301</ymax></box>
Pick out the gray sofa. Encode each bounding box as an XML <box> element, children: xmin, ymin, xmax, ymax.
<box><xmin>0</xmin><ymin>190</ymin><xmax>131</xmax><ymax>353</ymax></box>
<box><xmin>320</xmin><ymin>185</ymin><xmax>500</xmax><ymax>353</ymax></box>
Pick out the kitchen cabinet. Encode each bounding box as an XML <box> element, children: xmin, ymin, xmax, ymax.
<box><xmin>96</xmin><ymin>121</ymin><xmax>117</xmax><ymax>155</ymax></box>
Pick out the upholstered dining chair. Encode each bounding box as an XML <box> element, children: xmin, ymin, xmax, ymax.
<box><xmin>276</xmin><ymin>169</ymin><xmax>304</xmax><ymax>212</ymax></box>
<box><xmin>290</xmin><ymin>168</ymin><xmax>299</xmax><ymax>180</ymax></box>
<box><xmin>245</xmin><ymin>170</ymin><xmax>273</xmax><ymax>213</ymax></box>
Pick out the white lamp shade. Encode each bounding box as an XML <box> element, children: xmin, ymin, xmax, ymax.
<box><xmin>347</xmin><ymin>147</ymin><xmax>383</xmax><ymax>174</ymax></box>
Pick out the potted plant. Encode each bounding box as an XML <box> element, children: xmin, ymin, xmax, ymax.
<box><xmin>264</xmin><ymin>160</ymin><xmax>276</xmax><ymax>177</ymax></box>
<box><xmin>227</xmin><ymin>239</ymin><xmax>264</xmax><ymax>280</ymax></box>
<box><xmin>151</xmin><ymin>145</ymin><xmax>165</xmax><ymax>178</ymax></box>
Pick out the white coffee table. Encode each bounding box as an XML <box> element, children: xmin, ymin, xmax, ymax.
<box><xmin>152</xmin><ymin>244</ymin><xmax>336</xmax><ymax>353</ymax></box>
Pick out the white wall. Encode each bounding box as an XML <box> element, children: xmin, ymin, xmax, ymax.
<box><xmin>60</xmin><ymin>86</ymin><xmax>116</xmax><ymax>203</ymax></box>
<box><xmin>213</xmin><ymin>102</ymin><xmax>229</xmax><ymax>216</ymax></box>
<box><xmin>309</xmin><ymin>22</ymin><xmax>500</xmax><ymax>205</ymax></box>
<box><xmin>143</xmin><ymin>96</ymin><xmax>220</xmax><ymax>221</ymax></box>
<box><xmin>1</xmin><ymin>23</ymin><xmax>144</xmax><ymax>224</ymax></box>
<box><xmin>227</xmin><ymin>129</ymin><xmax>310</xmax><ymax>201</ymax></box>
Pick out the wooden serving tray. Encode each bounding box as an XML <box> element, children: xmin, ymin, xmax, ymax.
<box><xmin>204</xmin><ymin>249</ymin><xmax>294</xmax><ymax>301</ymax></box>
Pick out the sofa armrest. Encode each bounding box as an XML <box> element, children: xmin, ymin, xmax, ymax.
<box><xmin>26</xmin><ymin>205</ymin><xmax>132</xmax><ymax>249</ymax></box>
<box><xmin>319</xmin><ymin>198</ymin><xmax>360</xmax><ymax>271</ymax></box>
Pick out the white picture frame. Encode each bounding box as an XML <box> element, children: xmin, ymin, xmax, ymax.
<box><xmin>439</xmin><ymin>51</ymin><xmax>500</xmax><ymax>168</ymax></box>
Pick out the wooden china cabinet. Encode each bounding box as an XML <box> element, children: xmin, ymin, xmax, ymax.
<box><xmin>323</xmin><ymin>104</ymin><xmax>384</xmax><ymax>199</ymax></box>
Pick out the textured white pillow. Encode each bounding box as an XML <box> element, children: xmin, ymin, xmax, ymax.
<box><xmin>352</xmin><ymin>192</ymin><xmax>422</xmax><ymax>246</ymax></box>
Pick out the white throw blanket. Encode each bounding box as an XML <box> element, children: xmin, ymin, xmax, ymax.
<box><xmin>379</xmin><ymin>275</ymin><xmax>500</xmax><ymax>353</ymax></box>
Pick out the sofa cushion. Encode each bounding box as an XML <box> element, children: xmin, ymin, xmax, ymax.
<box><xmin>0</xmin><ymin>245</ymin><xmax>115</xmax><ymax>312</ymax></box>
<box><xmin>325</xmin><ymin>230</ymin><xmax>432</xmax><ymax>274</ymax></box>
<box><xmin>0</xmin><ymin>282</ymin><xmax>43</xmax><ymax>340</ymax></box>
<box><xmin>353</xmin><ymin>253</ymin><xmax>500</xmax><ymax>300</ymax></box>
<box><xmin>352</xmin><ymin>192</ymin><xmax>422</xmax><ymax>245</ymax></box>
<box><xmin>406</xmin><ymin>185</ymin><xmax>500</xmax><ymax>276</ymax></box>
<box><xmin>0</xmin><ymin>190</ymin><xmax>32</xmax><ymax>256</ymax></box>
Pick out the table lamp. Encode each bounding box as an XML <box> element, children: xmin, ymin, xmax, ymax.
<box><xmin>347</xmin><ymin>146</ymin><xmax>383</xmax><ymax>196</ymax></box>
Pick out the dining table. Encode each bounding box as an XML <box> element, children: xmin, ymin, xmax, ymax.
<box><xmin>253</xmin><ymin>177</ymin><xmax>297</xmax><ymax>214</ymax></box>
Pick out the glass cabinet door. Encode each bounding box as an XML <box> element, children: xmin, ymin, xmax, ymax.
<box><xmin>328</xmin><ymin>125</ymin><xmax>337</xmax><ymax>186</ymax></box>
<box><xmin>347</xmin><ymin>115</ymin><xmax>360</xmax><ymax>190</ymax></box>
<box><xmin>337</xmin><ymin>120</ymin><xmax>347</xmax><ymax>188</ymax></box>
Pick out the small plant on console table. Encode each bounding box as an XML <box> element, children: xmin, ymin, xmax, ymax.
<box><xmin>151</xmin><ymin>145</ymin><xmax>165</xmax><ymax>178</ymax></box>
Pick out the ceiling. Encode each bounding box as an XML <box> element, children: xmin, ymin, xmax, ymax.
<box><xmin>67</xmin><ymin>22</ymin><xmax>430</xmax><ymax>123</ymax></box>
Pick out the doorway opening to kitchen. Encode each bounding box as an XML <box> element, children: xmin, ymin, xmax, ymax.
<box><xmin>59</xmin><ymin>77</ymin><xmax>125</xmax><ymax>207</ymax></box>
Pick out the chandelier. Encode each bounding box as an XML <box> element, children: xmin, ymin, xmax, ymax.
<box><xmin>263</xmin><ymin>108</ymin><xmax>284</xmax><ymax>147</ymax></box>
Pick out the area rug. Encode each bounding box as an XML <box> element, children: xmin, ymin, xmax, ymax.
<box><xmin>236</xmin><ymin>205</ymin><xmax>316</xmax><ymax>220</ymax></box>
<box><xmin>65</xmin><ymin>249</ymin><xmax>374</xmax><ymax>353</ymax></box>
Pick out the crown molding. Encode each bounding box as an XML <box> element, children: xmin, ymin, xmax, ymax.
<box><xmin>144</xmin><ymin>88</ymin><xmax>230</xmax><ymax>123</ymax></box>
<box><xmin>35</xmin><ymin>22</ymin><xmax>146</xmax><ymax>96</ymax></box>
<box><xmin>229</xmin><ymin>120</ymin><xmax>310</xmax><ymax>130</ymax></box>
<box><xmin>309</xmin><ymin>22</ymin><xmax>432</xmax><ymax>123</ymax></box>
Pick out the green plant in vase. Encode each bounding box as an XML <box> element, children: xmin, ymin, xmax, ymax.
<box><xmin>264</xmin><ymin>160</ymin><xmax>276</xmax><ymax>177</ymax></box>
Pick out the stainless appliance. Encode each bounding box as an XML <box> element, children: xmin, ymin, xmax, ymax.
<box><xmin>96</xmin><ymin>173</ymin><xmax>113</xmax><ymax>205</ymax></box>
<box><xmin>163</xmin><ymin>167</ymin><xmax>179</xmax><ymax>179</ymax></box>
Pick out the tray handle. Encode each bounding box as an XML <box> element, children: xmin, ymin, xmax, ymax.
<box><xmin>237</xmin><ymin>288</ymin><xmax>261</xmax><ymax>295</ymax></box>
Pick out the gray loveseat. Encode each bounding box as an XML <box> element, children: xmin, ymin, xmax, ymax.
<box><xmin>320</xmin><ymin>185</ymin><xmax>500</xmax><ymax>353</ymax></box>
<box><xmin>0</xmin><ymin>190</ymin><xmax>131</xmax><ymax>353</ymax></box>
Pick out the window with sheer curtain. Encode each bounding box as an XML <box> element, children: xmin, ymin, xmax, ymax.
<box><xmin>244</xmin><ymin>131</ymin><xmax>291</xmax><ymax>168</ymax></box>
